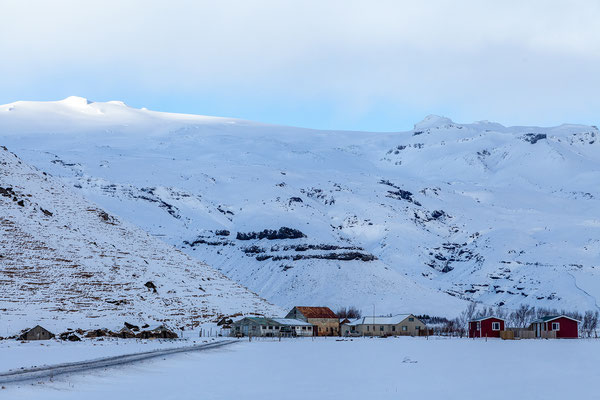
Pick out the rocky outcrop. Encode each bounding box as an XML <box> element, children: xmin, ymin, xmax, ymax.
<box><xmin>236</xmin><ymin>227</ymin><xmax>306</xmax><ymax>240</ymax></box>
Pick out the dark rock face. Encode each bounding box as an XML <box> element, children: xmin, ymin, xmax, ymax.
<box><xmin>522</xmin><ymin>133</ymin><xmax>547</xmax><ymax>144</ymax></box>
<box><xmin>215</xmin><ymin>230</ymin><xmax>230</xmax><ymax>236</ymax></box>
<box><xmin>184</xmin><ymin>238</ymin><xmax>233</xmax><ymax>247</ymax></box>
<box><xmin>144</xmin><ymin>281</ymin><xmax>158</xmax><ymax>293</ymax></box>
<box><xmin>426</xmin><ymin>242</ymin><xmax>483</xmax><ymax>273</ymax></box>
<box><xmin>236</xmin><ymin>227</ymin><xmax>306</xmax><ymax>240</ymax></box>
<box><xmin>124</xmin><ymin>322</ymin><xmax>140</xmax><ymax>331</ymax></box>
<box><xmin>0</xmin><ymin>186</ymin><xmax>16</xmax><ymax>199</ymax></box>
<box><xmin>288</xmin><ymin>197</ymin><xmax>303</xmax><ymax>205</ymax></box>
<box><xmin>430</xmin><ymin>210</ymin><xmax>446</xmax><ymax>220</ymax></box>
<box><xmin>242</xmin><ymin>245</ymin><xmax>265</xmax><ymax>254</ymax></box>
<box><xmin>379</xmin><ymin>180</ymin><xmax>422</xmax><ymax>206</ymax></box>
<box><xmin>256</xmin><ymin>251</ymin><xmax>377</xmax><ymax>262</ymax></box>
<box><xmin>275</xmin><ymin>244</ymin><xmax>363</xmax><ymax>252</ymax></box>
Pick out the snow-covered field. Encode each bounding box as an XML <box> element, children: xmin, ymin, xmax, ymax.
<box><xmin>0</xmin><ymin>337</ymin><xmax>218</xmax><ymax>372</ymax></box>
<box><xmin>3</xmin><ymin>337</ymin><xmax>599</xmax><ymax>399</ymax></box>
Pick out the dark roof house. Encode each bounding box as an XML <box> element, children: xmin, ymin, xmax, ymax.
<box><xmin>286</xmin><ymin>306</ymin><xmax>338</xmax><ymax>320</ymax></box>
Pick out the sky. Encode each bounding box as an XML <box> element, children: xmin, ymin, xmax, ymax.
<box><xmin>1</xmin><ymin>0</ymin><xmax>599</xmax><ymax>131</ymax></box>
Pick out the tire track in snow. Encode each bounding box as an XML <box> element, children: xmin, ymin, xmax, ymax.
<box><xmin>0</xmin><ymin>339</ymin><xmax>236</xmax><ymax>385</ymax></box>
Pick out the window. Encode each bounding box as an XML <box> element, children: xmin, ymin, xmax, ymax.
<box><xmin>492</xmin><ymin>322</ymin><xmax>500</xmax><ymax>331</ymax></box>
<box><xmin>402</xmin><ymin>326</ymin><xmax>407</xmax><ymax>331</ymax></box>
<box><xmin>392</xmin><ymin>326</ymin><xmax>396</xmax><ymax>331</ymax></box>
<box><xmin>262</xmin><ymin>326</ymin><xmax>266</xmax><ymax>329</ymax></box>
<box><xmin>268</xmin><ymin>326</ymin><xmax>273</xmax><ymax>330</ymax></box>
<box><xmin>380</xmin><ymin>326</ymin><xmax>384</xmax><ymax>331</ymax></box>
<box><xmin>552</xmin><ymin>322</ymin><xmax>560</xmax><ymax>331</ymax></box>
<box><xmin>476</xmin><ymin>322</ymin><xmax>481</xmax><ymax>331</ymax></box>
<box><xmin>415</xmin><ymin>326</ymin><xmax>420</xmax><ymax>330</ymax></box>
<box><xmin>409</xmin><ymin>317</ymin><xmax>414</xmax><ymax>322</ymax></box>
<box><xmin>367</xmin><ymin>326</ymin><xmax>370</xmax><ymax>331</ymax></box>
<box><xmin>302</xmin><ymin>326</ymin><xmax>306</xmax><ymax>330</ymax></box>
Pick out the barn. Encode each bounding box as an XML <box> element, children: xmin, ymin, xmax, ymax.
<box><xmin>468</xmin><ymin>316</ymin><xmax>504</xmax><ymax>338</ymax></box>
<box><xmin>529</xmin><ymin>315</ymin><xmax>579</xmax><ymax>339</ymax></box>
<box><xmin>18</xmin><ymin>325</ymin><xmax>55</xmax><ymax>341</ymax></box>
<box><xmin>285</xmin><ymin>306</ymin><xmax>339</xmax><ymax>336</ymax></box>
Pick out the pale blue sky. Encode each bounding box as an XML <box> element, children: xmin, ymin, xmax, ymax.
<box><xmin>1</xmin><ymin>0</ymin><xmax>599</xmax><ymax>131</ymax></box>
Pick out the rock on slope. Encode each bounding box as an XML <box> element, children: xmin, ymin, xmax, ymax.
<box><xmin>1</xmin><ymin>97</ymin><xmax>600</xmax><ymax>316</ymax></box>
<box><xmin>0</xmin><ymin>145</ymin><xmax>279</xmax><ymax>333</ymax></box>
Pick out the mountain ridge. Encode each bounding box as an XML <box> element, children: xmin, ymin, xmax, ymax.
<box><xmin>1</xmin><ymin>98</ymin><xmax>599</xmax><ymax>317</ymax></box>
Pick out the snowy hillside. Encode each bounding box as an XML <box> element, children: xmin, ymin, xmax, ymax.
<box><xmin>0</xmin><ymin>144</ymin><xmax>279</xmax><ymax>333</ymax></box>
<box><xmin>1</xmin><ymin>97</ymin><xmax>599</xmax><ymax>316</ymax></box>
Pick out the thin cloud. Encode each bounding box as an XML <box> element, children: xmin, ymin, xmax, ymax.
<box><xmin>1</xmin><ymin>0</ymin><xmax>599</xmax><ymax>129</ymax></box>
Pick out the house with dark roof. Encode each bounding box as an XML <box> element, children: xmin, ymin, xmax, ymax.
<box><xmin>529</xmin><ymin>315</ymin><xmax>579</xmax><ymax>338</ymax></box>
<box><xmin>468</xmin><ymin>316</ymin><xmax>505</xmax><ymax>338</ymax></box>
<box><xmin>285</xmin><ymin>306</ymin><xmax>339</xmax><ymax>336</ymax></box>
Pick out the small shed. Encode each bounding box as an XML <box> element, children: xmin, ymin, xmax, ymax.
<box><xmin>18</xmin><ymin>325</ymin><xmax>55</xmax><ymax>341</ymax></box>
<box><xmin>529</xmin><ymin>315</ymin><xmax>579</xmax><ymax>339</ymax></box>
<box><xmin>468</xmin><ymin>316</ymin><xmax>505</xmax><ymax>338</ymax></box>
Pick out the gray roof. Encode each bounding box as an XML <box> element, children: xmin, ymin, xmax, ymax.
<box><xmin>271</xmin><ymin>318</ymin><xmax>313</xmax><ymax>326</ymax></box>
<box><xmin>346</xmin><ymin>314</ymin><xmax>418</xmax><ymax>326</ymax></box>
<box><xmin>233</xmin><ymin>317</ymin><xmax>312</xmax><ymax>327</ymax></box>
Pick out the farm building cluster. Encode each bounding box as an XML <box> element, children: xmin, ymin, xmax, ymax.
<box><xmin>7</xmin><ymin>308</ymin><xmax>585</xmax><ymax>342</ymax></box>
<box><xmin>232</xmin><ymin>306</ymin><xmax>432</xmax><ymax>338</ymax></box>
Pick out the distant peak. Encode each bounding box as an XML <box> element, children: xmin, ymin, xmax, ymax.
<box><xmin>414</xmin><ymin>114</ymin><xmax>454</xmax><ymax>130</ymax></box>
<box><xmin>60</xmin><ymin>96</ymin><xmax>92</xmax><ymax>107</ymax></box>
<box><xmin>107</xmin><ymin>100</ymin><xmax>128</xmax><ymax>107</ymax></box>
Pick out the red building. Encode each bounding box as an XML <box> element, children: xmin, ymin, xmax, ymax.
<box><xmin>529</xmin><ymin>315</ymin><xmax>579</xmax><ymax>338</ymax></box>
<box><xmin>468</xmin><ymin>316</ymin><xmax>505</xmax><ymax>338</ymax></box>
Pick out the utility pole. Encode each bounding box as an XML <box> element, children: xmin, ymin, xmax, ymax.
<box><xmin>373</xmin><ymin>304</ymin><xmax>375</xmax><ymax>336</ymax></box>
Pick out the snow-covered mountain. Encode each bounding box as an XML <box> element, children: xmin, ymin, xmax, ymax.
<box><xmin>0</xmin><ymin>144</ymin><xmax>279</xmax><ymax>332</ymax></box>
<box><xmin>1</xmin><ymin>97</ymin><xmax>599</xmax><ymax>316</ymax></box>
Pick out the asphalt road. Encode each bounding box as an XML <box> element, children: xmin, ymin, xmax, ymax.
<box><xmin>0</xmin><ymin>339</ymin><xmax>236</xmax><ymax>385</ymax></box>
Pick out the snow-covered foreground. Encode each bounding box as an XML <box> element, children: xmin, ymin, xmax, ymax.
<box><xmin>4</xmin><ymin>337</ymin><xmax>598</xmax><ymax>399</ymax></box>
<box><xmin>0</xmin><ymin>337</ymin><xmax>223</xmax><ymax>373</ymax></box>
